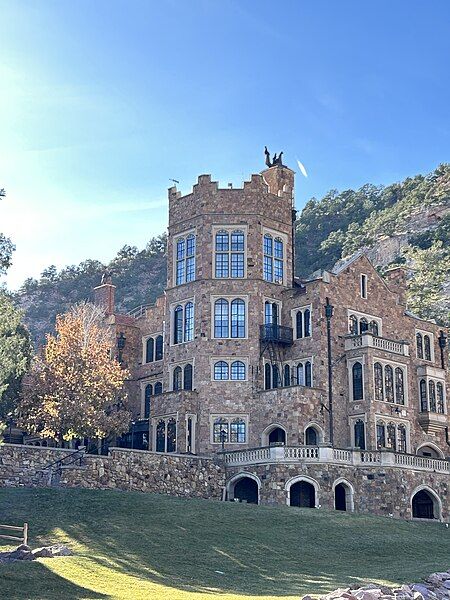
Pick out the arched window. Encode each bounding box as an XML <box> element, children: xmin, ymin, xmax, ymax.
<box><xmin>173</xmin><ymin>366</ymin><xmax>182</xmax><ymax>391</ymax></box>
<box><xmin>395</xmin><ymin>367</ymin><xmax>405</xmax><ymax>405</ymax></box>
<box><xmin>297</xmin><ymin>362</ymin><xmax>305</xmax><ymax>386</ymax></box>
<box><xmin>304</xmin><ymin>309</ymin><xmax>311</xmax><ymax>337</ymax></box>
<box><xmin>231</xmin><ymin>361</ymin><xmax>246</xmax><ymax>381</ymax></box>
<box><xmin>429</xmin><ymin>380</ymin><xmax>436</xmax><ymax>412</ymax></box>
<box><xmin>352</xmin><ymin>362</ymin><xmax>363</xmax><ymax>400</ymax></box>
<box><xmin>305</xmin><ymin>361</ymin><xmax>312</xmax><ymax>387</ymax></box>
<box><xmin>167</xmin><ymin>418</ymin><xmax>177</xmax><ymax>452</ymax></box>
<box><xmin>354</xmin><ymin>420</ymin><xmax>365</xmax><ymax>449</ymax></box>
<box><xmin>214</xmin><ymin>361</ymin><xmax>229</xmax><ymax>380</ymax></box>
<box><xmin>349</xmin><ymin>315</ymin><xmax>358</xmax><ymax>335</ymax></box>
<box><xmin>416</xmin><ymin>332</ymin><xmax>423</xmax><ymax>359</ymax></box>
<box><xmin>213</xmin><ymin>418</ymin><xmax>229</xmax><ymax>443</ymax></box>
<box><xmin>230</xmin><ymin>418</ymin><xmax>246</xmax><ymax>443</ymax></box>
<box><xmin>359</xmin><ymin>318</ymin><xmax>368</xmax><ymax>334</ymax></box>
<box><xmin>420</xmin><ymin>379</ymin><xmax>428</xmax><ymax>412</ymax></box>
<box><xmin>145</xmin><ymin>337</ymin><xmax>154</xmax><ymax>363</ymax></box>
<box><xmin>144</xmin><ymin>384</ymin><xmax>152</xmax><ymax>418</ymax></box>
<box><xmin>283</xmin><ymin>364</ymin><xmax>291</xmax><ymax>387</ymax></box>
<box><xmin>386</xmin><ymin>423</ymin><xmax>396</xmax><ymax>449</ymax></box>
<box><xmin>369</xmin><ymin>320</ymin><xmax>379</xmax><ymax>336</ymax></box>
<box><xmin>154</xmin><ymin>381</ymin><xmax>163</xmax><ymax>395</ymax></box>
<box><xmin>156</xmin><ymin>420</ymin><xmax>165</xmax><ymax>452</ymax></box>
<box><xmin>184</xmin><ymin>302</ymin><xmax>194</xmax><ymax>342</ymax></box>
<box><xmin>424</xmin><ymin>335</ymin><xmax>432</xmax><ymax>361</ymax></box>
<box><xmin>264</xmin><ymin>363</ymin><xmax>272</xmax><ymax>390</ymax></box>
<box><xmin>214</xmin><ymin>299</ymin><xmax>229</xmax><ymax>338</ymax></box>
<box><xmin>376</xmin><ymin>421</ymin><xmax>386</xmax><ymax>449</ymax></box>
<box><xmin>296</xmin><ymin>311</ymin><xmax>303</xmax><ymax>338</ymax></box>
<box><xmin>272</xmin><ymin>365</ymin><xmax>280</xmax><ymax>388</ymax></box>
<box><xmin>437</xmin><ymin>382</ymin><xmax>445</xmax><ymax>414</ymax></box>
<box><xmin>174</xmin><ymin>305</ymin><xmax>183</xmax><ymax>344</ymax></box>
<box><xmin>231</xmin><ymin>299</ymin><xmax>246</xmax><ymax>338</ymax></box>
<box><xmin>263</xmin><ymin>234</ymin><xmax>273</xmax><ymax>282</ymax></box>
<box><xmin>184</xmin><ymin>364</ymin><xmax>193</xmax><ymax>390</ymax></box>
<box><xmin>155</xmin><ymin>335</ymin><xmax>163</xmax><ymax>361</ymax></box>
<box><xmin>374</xmin><ymin>362</ymin><xmax>383</xmax><ymax>401</ymax></box>
<box><xmin>397</xmin><ymin>424</ymin><xmax>407</xmax><ymax>453</ymax></box>
<box><xmin>305</xmin><ymin>426</ymin><xmax>318</xmax><ymax>445</ymax></box>
<box><xmin>384</xmin><ymin>365</ymin><xmax>394</xmax><ymax>403</ymax></box>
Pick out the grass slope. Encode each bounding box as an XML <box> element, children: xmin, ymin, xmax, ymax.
<box><xmin>0</xmin><ymin>488</ymin><xmax>449</xmax><ymax>600</ymax></box>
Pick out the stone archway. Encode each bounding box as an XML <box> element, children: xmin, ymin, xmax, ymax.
<box><xmin>411</xmin><ymin>487</ymin><xmax>441</xmax><ymax>520</ymax></box>
<box><xmin>227</xmin><ymin>473</ymin><xmax>260</xmax><ymax>505</ymax></box>
<box><xmin>286</xmin><ymin>476</ymin><xmax>319</xmax><ymax>508</ymax></box>
<box><xmin>416</xmin><ymin>443</ymin><xmax>444</xmax><ymax>459</ymax></box>
<box><xmin>333</xmin><ymin>479</ymin><xmax>354</xmax><ymax>512</ymax></box>
<box><xmin>262</xmin><ymin>424</ymin><xmax>287</xmax><ymax>446</ymax></box>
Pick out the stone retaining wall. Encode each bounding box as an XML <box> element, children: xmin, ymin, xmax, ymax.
<box><xmin>0</xmin><ymin>444</ymin><xmax>225</xmax><ymax>500</ymax></box>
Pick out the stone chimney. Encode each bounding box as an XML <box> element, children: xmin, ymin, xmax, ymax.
<box><xmin>385</xmin><ymin>266</ymin><xmax>408</xmax><ymax>306</ymax></box>
<box><xmin>94</xmin><ymin>277</ymin><xmax>116</xmax><ymax>316</ymax></box>
<box><xmin>261</xmin><ymin>165</ymin><xmax>295</xmax><ymax>199</ymax></box>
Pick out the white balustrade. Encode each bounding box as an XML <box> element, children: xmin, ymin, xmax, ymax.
<box><xmin>345</xmin><ymin>333</ymin><xmax>409</xmax><ymax>356</ymax></box>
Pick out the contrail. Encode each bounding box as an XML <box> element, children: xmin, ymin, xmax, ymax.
<box><xmin>296</xmin><ymin>159</ymin><xmax>308</xmax><ymax>178</ymax></box>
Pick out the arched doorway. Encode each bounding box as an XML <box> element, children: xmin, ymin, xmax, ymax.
<box><xmin>412</xmin><ymin>489</ymin><xmax>439</xmax><ymax>519</ymax></box>
<box><xmin>335</xmin><ymin>483</ymin><xmax>347</xmax><ymax>511</ymax></box>
<box><xmin>269</xmin><ymin>427</ymin><xmax>286</xmax><ymax>445</ymax></box>
<box><xmin>416</xmin><ymin>444</ymin><xmax>443</xmax><ymax>459</ymax></box>
<box><xmin>233</xmin><ymin>477</ymin><xmax>259</xmax><ymax>504</ymax></box>
<box><xmin>290</xmin><ymin>481</ymin><xmax>316</xmax><ymax>508</ymax></box>
<box><xmin>305</xmin><ymin>426</ymin><xmax>318</xmax><ymax>445</ymax></box>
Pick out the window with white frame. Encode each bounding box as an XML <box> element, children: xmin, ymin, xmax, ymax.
<box><xmin>264</xmin><ymin>359</ymin><xmax>313</xmax><ymax>390</ymax></box>
<box><xmin>143</xmin><ymin>333</ymin><xmax>164</xmax><ymax>363</ymax></box>
<box><xmin>376</xmin><ymin>419</ymin><xmax>408</xmax><ymax>453</ymax></box>
<box><xmin>171</xmin><ymin>363</ymin><xmax>194</xmax><ymax>391</ymax></box>
<box><xmin>142</xmin><ymin>381</ymin><xmax>163</xmax><ymax>418</ymax></box>
<box><xmin>213</xmin><ymin>297</ymin><xmax>247</xmax><ymax>338</ymax></box>
<box><xmin>211</xmin><ymin>415</ymin><xmax>247</xmax><ymax>444</ymax></box>
<box><xmin>360</xmin><ymin>274</ymin><xmax>368</xmax><ymax>299</ymax></box>
<box><xmin>153</xmin><ymin>415</ymin><xmax>177</xmax><ymax>453</ymax></box>
<box><xmin>348</xmin><ymin>310</ymin><xmax>382</xmax><ymax>336</ymax></box>
<box><xmin>419</xmin><ymin>377</ymin><xmax>445</xmax><ymax>414</ymax></box>
<box><xmin>212</xmin><ymin>359</ymin><xmax>247</xmax><ymax>381</ymax></box>
<box><xmin>415</xmin><ymin>330</ymin><xmax>434</xmax><ymax>362</ymax></box>
<box><xmin>373</xmin><ymin>361</ymin><xmax>407</xmax><ymax>405</ymax></box>
<box><xmin>175</xmin><ymin>232</ymin><xmax>196</xmax><ymax>285</ymax></box>
<box><xmin>350</xmin><ymin>417</ymin><xmax>366</xmax><ymax>449</ymax></box>
<box><xmin>263</xmin><ymin>231</ymin><xmax>285</xmax><ymax>284</ymax></box>
<box><xmin>293</xmin><ymin>306</ymin><xmax>311</xmax><ymax>339</ymax></box>
<box><xmin>214</xmin><ymin>228</ymin><xmax>246</xmax><ymax>278</ymax></box>
<box><xmin>348</xmin><ymin>358</ymin><xmax>364</xmax><ymax>401</ymax></box>
<box><xmin>172</xmin><ymin>300</ymin><xmax>194</xmax><ymax>344</ymax></box>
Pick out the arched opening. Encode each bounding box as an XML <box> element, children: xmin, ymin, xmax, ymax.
<box><xmin>289</xmin><ymin>481</ymin><xmax>316</xmax><ymax>508</ymax></box>
<box><xmin>228</xmin><ymin>474</ymin><xmax>260</xmax><ymax>505</ymax></box>
<box><xmin>412</xmin><ymin>488</ymin><xmax>440</xmax><ymax>520</ymax></box>
<box><xmin>333</xmin><ymin>480</ymin><xmax>354</xmax><ymax>512</ymax></box>
<box><xmin>305</xmin><ymin>425</ymin><xmax>320</xmax><ymax>445</ymax></box>
<box><xmin>416</xmin><ymin>444</ymin><xmax>444</xmax><ymax>459</ymax></box>
<box><xmin>269</xmin><ymin>427</ymin><xmax>286</xmax><ymax>446</ymax></box>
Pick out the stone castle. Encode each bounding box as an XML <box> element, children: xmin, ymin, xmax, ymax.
<box><xmin>91</xmin><ymin>158</ymin><xmax>450</xmax><ymax>520</ymax></box>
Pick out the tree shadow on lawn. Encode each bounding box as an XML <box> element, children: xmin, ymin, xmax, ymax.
<box><xmin>61</xmin><ymin>493</ymin><xmax>450</xmax><ymax>597</ymax></box>
<box><xmin>0</xmin><ymin>560</ymin><xmax>108</xmax><ymax>600</ymax></box>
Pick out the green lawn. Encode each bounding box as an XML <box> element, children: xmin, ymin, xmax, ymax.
<box><xmin>0</xmin><ymin>488</ymin><xmax>448</xmax><ymax>600</ymax></box>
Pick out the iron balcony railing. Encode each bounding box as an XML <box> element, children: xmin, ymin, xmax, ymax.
<box><xmin>260</xmin><ymin>324</ymin><xmax>294</xmax><ymax>345</ymax></box>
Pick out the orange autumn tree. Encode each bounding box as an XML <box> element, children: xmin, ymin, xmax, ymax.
<box><xmin>19</xmin><ymin>302</ymin><xmax>131</xmax><ymax>444</ymax></box>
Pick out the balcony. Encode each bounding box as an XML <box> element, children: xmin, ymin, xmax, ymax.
<box><xmin>260</xmin><ymin>324</ymin><xmax>293</xmax><ymax>346</ymax></box>
<box><xmin>345</xmin><ymin>332</ymin><xmax>409</xmax><ymax>356</ymax></box>
<box><xmin>223</xmin><ymin>445</ymin><xmax>450</xmax><ymax>474</ymax></box>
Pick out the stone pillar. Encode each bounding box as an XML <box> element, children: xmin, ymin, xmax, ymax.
<box><xmin>93</xmin><ymin>283</ymin><xmax>116</xmax><ymax>316</ymax></box>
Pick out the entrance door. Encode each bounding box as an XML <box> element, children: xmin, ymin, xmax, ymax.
<box><xmin>269</xmin><ymin>427</ymin><xmax>286</xmax><ymax>445</ymax></box>
<box><xmin>233</xmin><ymin>477</ymin><xmax>258</xmax><ymax>504</ymax></box>
<box><xmin>412</xmin><ymin>490</ymin><xmax>435</xmax><ymax>519</ymax></box>
<box><xmin>290</xmin><ymin>481</ymin><xmax>315</xmax><ymax>507</ymax></box>
<box><xmin>334</xmin><ymin>483</ymin><xmax>347</xmax><ymax>511</ymax></box>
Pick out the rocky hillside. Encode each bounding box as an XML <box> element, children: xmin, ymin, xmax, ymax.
<box><xmin>295</xmin><ymin>163</ymin><xmax>450</xmax><ymax>325</ymax></box>
<box><xmin>14</xmin><ymin>164</ymin><xmax>450</xmax><ymax>345</ymax></box>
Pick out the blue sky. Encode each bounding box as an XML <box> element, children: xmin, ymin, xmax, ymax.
<box><xmin>1</xmin><ymin>0</ymin><xmax>449</xmax><ymax>289</ymax></box>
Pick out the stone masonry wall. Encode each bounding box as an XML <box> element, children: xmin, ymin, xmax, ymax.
<box><xmin>0</xmin><ymin>444</ymin><xmax>225</xmax><ymax>500</ymax></box>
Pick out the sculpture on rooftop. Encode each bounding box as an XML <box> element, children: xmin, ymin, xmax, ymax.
<box><xmin>264</xmin><ymin>147</ymin><xmax>284</xmax><ymax>168</ymax></box>
<box><xmin>101</xmin><ymin>269</ymin><xmax>113</xmax><ymax>285</ymax></box>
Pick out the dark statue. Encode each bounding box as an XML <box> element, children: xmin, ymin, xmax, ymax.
<box><xmin>264</xmin><ymin>146</ymin><xmax>284</xmax><ymax>168</ymax></box>
<box><xmin>101</xmin><ymin>269</ymin><xmax>113</xmax><ymax>285</ymax></box>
